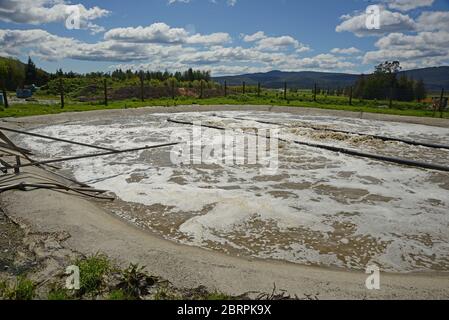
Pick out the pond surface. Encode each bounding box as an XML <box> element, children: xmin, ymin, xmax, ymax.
<box><xmin>19</xmin><ymin>111</ymin><xmax>449</xmax><ymax>272</ymax></box>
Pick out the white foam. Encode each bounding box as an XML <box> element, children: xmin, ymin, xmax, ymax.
<box><xmin>18</xmin><ymin>111</ymin><xmax>449</xmax><ymax>272</ymax></box>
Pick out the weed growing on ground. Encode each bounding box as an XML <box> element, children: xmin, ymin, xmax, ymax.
<box><xmin>0</xmin><ymin>276</ymin><xmax>35</xmax><ymax>300</ymax></box>
<box><xmin>75</xmin><ymin>253</ymin><xmax>111</xmax><ymax>296</ymax></box>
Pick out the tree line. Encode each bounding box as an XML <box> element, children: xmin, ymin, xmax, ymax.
<box><xmin>353</xmin><ymin>61</ymin><xmax>427</xmax><ymax>102</ymax></box>
<box><xmin>56</xmin><ymin>68</ymin><xmax>211</xmax><ymax>82</ymax></box>
<box><xmin>1</xmin><ymin>57</ymin><xmax>429</xmax><ymax>104</ymax></box>
<box><xmin>0</xmin><ymin>55</ymin><xmax>212</xmax><ymax>91</ymax></box>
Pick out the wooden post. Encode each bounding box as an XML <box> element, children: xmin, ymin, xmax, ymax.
<box><xmin>1</xmin><ymin>85</ymin><xmax>8</xmax><ymax>109</ymax></box>
<box><xmin>313</xmin><ymin>83</ymin><xmax>317</xmax><ymax>102</ymax></box>
<box><xmin>284</xmin><ymin>82</ymin><xmax>287</xmax><ymax>100</ymax></box>
<box><xmin>257</xmin><ymin>82</ymin><xmax>261</xmax><ymax>97</ymax></box>
<box><xmin>243</xmin><ymin>81</ymin><xmax>246</xmax><ymax>95</ymax></box>
<box><xmin>200</xmin><ymin>80</ymin><xmax>203</xmax><ymax>99</ymax></box>
<box><xmin>349</xmin><ymin>86</ymin><xmax>353</xmax><ymax>106</ymax></box>
<box><xmin>140</xmin><ymin>73</ymin><xmax>144</xmax><ymax>102</ymax></box>
<box><xmin>224</xmin><ymin>80</ymin><xmax>227</xmax><ymax>97</ymax></box>
<box><xmin>59</xmin><ymin>78</ymin><xmax>64</xmax><ymax>109</ymax></box>
<box><xmin>440</xmin><ymin>88</ymin><xmax>445</xmax><ymax>119</ymax></box>
<box><xmin>104</xmin><ymin>78</ymin><xmax>108</xmax><ymax>106</ymax></box>
<box><xmin>389</xmin><ymin>85</ymin><xmax>393</xmax><ymax>108</ymax></box>
<box><xmin>172</xmin><ymin>80</ymin><xmax>175</xmax><ymax>100</ymax></box>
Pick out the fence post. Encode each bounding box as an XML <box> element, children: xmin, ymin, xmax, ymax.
<box><xmin>200</xmin><ymin>80</ymin><xmax>203</xmax><ymax>99</ymax></box>
<box><xmin>1</xmin><ymin>83</ymin><xmax>8</xmax><ymax>109</ymax></box>
<box><xmin>313</xmin><ymin>83</ymin><xmax>317</xmax><ymax>102</ymax></box>
<box><xmin>284</xmin><ymin>82</ymin><xmax>287</xmax><ymax>100</ymax></box>
<box><xmin>172</xmin><ymin>80</ymin><xmax>175</xmax><ymax>100</ymax></box>
<box><xmin>140</xmin><ymin>73</ymin><xmax>144</xmax><ymax>102</ymax></box>
<box><xmin>104</xmin><ymin>78</ymin><xmax>108</xmax><ymax>106</ymax></box>
<box><xmin>243</xmin><ymin>81</ymin><xmax>246</xmax><ymax>95</ymax></box>
<box><xmin>389</xmin><ymin>86</ymin><xmax>393</xmax><ymax>108</ymax></box>
<box><xmin>59</xmin><ymin>78</ymin><xmax>64</xmax><ymax>109</ymax></box>
<box><xmin>257</xmin><ymin>82</ymin><xmax>261</xmax><ymax>97</ymax></box>
<box><xmin>349</xmin><ymin>86</ymin><xmax>353</xmax><ymax>106</ymax></box>
<box><xmin>440</xmin><ymin>88</ymin><xmax>445</xmax><ymax>118</ymax></box>
<box><xmin>224</xmin><ymin>80</ymin><xmax>227</xmax><ymax>97</ymax></box>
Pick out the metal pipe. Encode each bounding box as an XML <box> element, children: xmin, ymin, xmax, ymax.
<box><xmin>0</xmin><ymin>126</ymin><xmax>118</xmax><ymax>152</ymax></box>
<box><xmin>168</xmin><ymin>118</ymin><xmax>449</xmax><ymax>173</ymax></box>
<box><xmin>218</xmin><ymin>116</ymin><xmax>449</xmax><ymax>151</ymax></box>
<box><xmin>2</xmin><ymin>142</ymin><xmax>179</xmax><ymax>170</ymax></box>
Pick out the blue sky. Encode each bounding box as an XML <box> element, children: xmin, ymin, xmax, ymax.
<box><xmin>1</xmin><ymin>0</ymin><xmax>449</xmax><ymax>75</ymax></box>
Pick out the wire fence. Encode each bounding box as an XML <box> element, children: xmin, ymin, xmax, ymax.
<box><xmin>1</xmin><ymin>77</ymin><xmax>448</xmax><ymax>118</ymax></box>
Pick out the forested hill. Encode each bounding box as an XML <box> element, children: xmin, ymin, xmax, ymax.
<box><xmin>213</xmin><ymin>67</ymin><xmax>449</xmax><ymax>91</ymax></box>
<box><xmin>0</xmin><ymin>56</ymin><xmax>49</xmax><ymax>90</ymax></box>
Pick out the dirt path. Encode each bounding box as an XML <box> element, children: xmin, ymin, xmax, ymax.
<box><xmin>1</xmin><ymin>105</ymin><xmax>449</xmax><ymax>299</ymax></box>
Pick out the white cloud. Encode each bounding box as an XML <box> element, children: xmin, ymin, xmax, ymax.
<box><xmin>168</xmin><ymin>0</ymin><xmax>237</xmax><ymax>6</ymax></box>
<box><xmin>104</xmin><ymin>23</ymin><xmax>189</xmax><ymax>44</ymax></box>
<box><xmin>331</xmin><ymin>47</ymin><xmax>361</xmax><ymax>55</ymax></box>
<box><xmin>186</xmin><ymin>32</ymin><xmax>231</xmax><ymax>45</ymax></box>
<box><xmin>334</xmin><ymin>0</ymin><xmax>448</xmax><ymax>70</ymax></box>
<box><xmin>104</xmin><ymin>22</ymin><xmax>231</xmax><ymax>46</ymax></box>
<box><xmin>417</xmin><ymin>11</ymin><xmax>449</xmax><ymax>31</ymax></box>
<box><xmin>0</xmin><ymin>27</ymin><xmax>357</xmax><ymax>76</ymax></box>
<box><xmin>0</xmin><ymin>0</ymin><xmax>109</xmax><ymax>33</ymax></box>
<box><xmin>383</xmin><ymin>0</ymin><xmax>434</xmax><ymax>12</ymax></box>
<box><xmin>336</xmin><ymin>7</ymin><xmax>416</xmax><ymax>37</ymax></box>
<box><xmin>241</xmin><ymin>31</ymin><xmax>310</xmax><ymax>53</ymax></box>
<box><xmin>242</xmin><ymin>31</ymin><xmax>266</xmax><ymax>42</ymax></box>
<box><xmin>363</xmin><ymin>31</ymin><xmax>449</xmax><ymax>67</ymax></box>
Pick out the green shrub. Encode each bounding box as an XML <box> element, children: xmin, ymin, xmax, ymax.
<box><xmin>0</xmin><ymin>277</ymin><xmax>35</xmax><ymax>300</ymax></box>
<box><xmin>75</xmin><ymin>254</ymin><xmax>111</xmax><ymax>296</ymax></box>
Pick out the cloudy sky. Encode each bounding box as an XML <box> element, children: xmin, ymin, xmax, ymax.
<box><xmin>0</xmin><ymin>0</ymin><xmax>448</xmax><ymax>75</ymax></box>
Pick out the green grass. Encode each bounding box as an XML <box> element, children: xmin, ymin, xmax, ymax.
<box><xmin>47</xmin><ymin>286</ymin><xmax>73</xmax><ymax>300</ymax></box>
<box><xmin>75</xmin><ymin>254</ymin><xmax>111</xmax><ymax>296</ymax></box>
<box><xmin>202</xmin><ymin>292</ymin><xmax>236</xmax><ymax>300</ymax></box>
<box><xmin>0</xmin><ymin>254</ymin><xmax>244</xmax><ymax>300</ymax></box>
<box><xmin>0</xmin><ymin>276</ymin><xmax>36</xmax><ymax>300</ymax></box>
<box><xmin>107</xmin><ymin>289</ymin><xmax>135</xmax><ymax>300</ymax></box>
<box><xmin>1</xmin><ymin>92</ymin><xmax>448</xmax><ymax>119</ymax></box>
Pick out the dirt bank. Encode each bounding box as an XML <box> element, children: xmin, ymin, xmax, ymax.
<box><xmin>2</xmin><ymin>104</ymin><xmax>449</xmax><ymax>129</ymax></box>
<box><xmin>1</xmin><ymin>105</ymin><xmax>449</xmax><ymax>299</ymax></box>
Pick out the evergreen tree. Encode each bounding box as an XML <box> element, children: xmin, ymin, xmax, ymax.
<box><xmin>25</xmin><ymin>56</ymin><xmax>37</xmax><ymax>85</ymax></box>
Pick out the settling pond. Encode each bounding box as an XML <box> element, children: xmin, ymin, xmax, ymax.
<box><xmin>19</xmin><ymin>111</ymin><xmax>449</xmax><ymax>273</ymax></box>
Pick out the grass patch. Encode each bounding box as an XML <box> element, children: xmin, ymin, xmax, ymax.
<box><xmin>1</xmin><ymin>93</ymin><xmax>448</xmax><ymax>119</ymax></box>
<box><xmin>107</xmin><ymin>289</ymin><xmax>135</xmax><ymax>301</ymax></box>
<box><xmin>75</xmin><ymin>254</ymin><xmax>111</xmax><ymax>296</ymax></box>
<box><xmin>202</xmin><ymin>292</ymin><xmax>236</xmax><ymax>301</ymax></box>
<box><xmin>0</xmin><ymin>276</ymin><xmax>36</xmax><ymax>300</ymax></box>
<box><xmin>47</xmin><ymin>285</ymin><xmax>73</xmax><ymax>300</ymax></box>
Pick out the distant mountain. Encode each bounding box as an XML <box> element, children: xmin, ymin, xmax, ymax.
<box><xmin>399</xmin><ymin>67</ymin><xmax>449</xmax><ymax>91</ymax></box>
<box><xmin>213</xmin><ymin>67</ymin><xmax>449</xmax><ymax>91</ymax></box>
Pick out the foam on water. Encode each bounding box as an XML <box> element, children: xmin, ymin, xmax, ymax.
<box><xmin>18</xmin><ymin>111</ymin><xmax>449</xmax><ymax>272</ymax></box>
